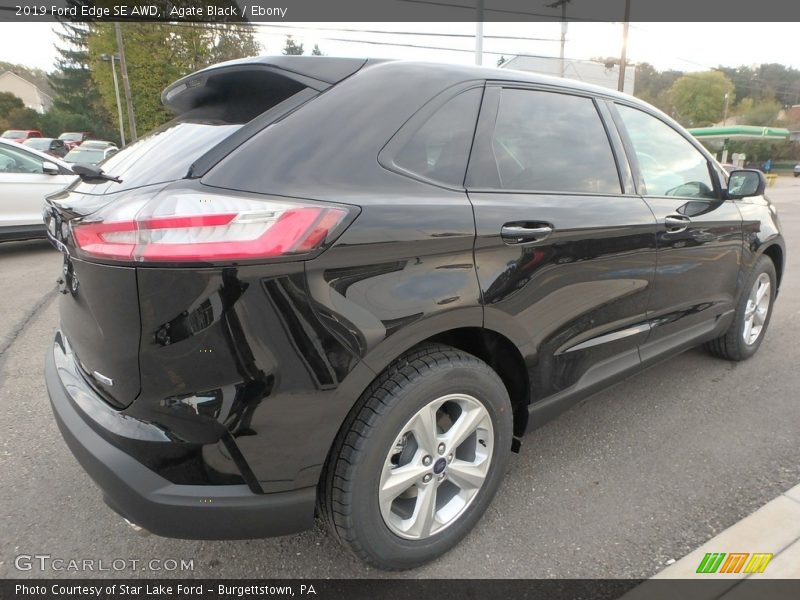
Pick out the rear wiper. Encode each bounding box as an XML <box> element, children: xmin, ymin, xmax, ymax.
<box><xmin>71</xmin><ymin>163</ymin><xmax>123</xmax><ymax>184</ymax></box>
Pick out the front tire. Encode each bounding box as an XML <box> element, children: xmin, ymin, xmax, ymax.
<box><xmin>319</xmin><ymin>344</ymin><xmax>513</xmax><ymax>570</ymax></box>
<box><xmin>705</xmin><ymin>255</ymin><xmax>776</xmax><ymax>361</ymax></box>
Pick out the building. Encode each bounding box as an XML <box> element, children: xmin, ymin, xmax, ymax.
<box><xmin>499</xmin><ymin>56</ymin><xmax>635</xmax><ymax>95</ymax></box>
<box><xmin>0</xmin><ymin>71</ymin><xmax>53</xmax><ymax>114</ymax></box>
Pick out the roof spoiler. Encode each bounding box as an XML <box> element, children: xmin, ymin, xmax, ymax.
<box><xmin>161</xmin><ymin>56</ymin><xmax>368</xmax><ymax>115</ymax></box>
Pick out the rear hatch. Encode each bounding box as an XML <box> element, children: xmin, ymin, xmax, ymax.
<box><xmin>46</xmin><ymin>57</ymin><xmax>366</xmax><ymax>408</ymax></box>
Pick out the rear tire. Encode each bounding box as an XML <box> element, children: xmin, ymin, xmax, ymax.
<box><xmin>705</xmin><ymin>255</ymin><xmax>776</xmax><ymax>361</ymax></box>
<box><xmin>318</xmin><ymin>344</ymin><xmax>513</xmax><ymax>570</ymax></box>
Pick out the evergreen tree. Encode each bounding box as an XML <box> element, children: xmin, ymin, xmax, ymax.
<box><xmin>283</xmin><ymin>35</ymin><xmax>304</xmax><ymax>55</ymax></box>
<box><xmin>48</xmin><ymin>23</ymin><xmax>113</xmax><ymax>139</ymax></box>
<box><xmin>311</xmin><ymin>44</ymin><xmax>324</xmax><ymax>56</ymax></box>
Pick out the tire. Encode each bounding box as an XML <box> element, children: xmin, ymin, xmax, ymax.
<box><xmin>318</xmin><ymin>343</ymin><xmax>513</xmax><ymax>570</ymax></box>
<box><xmin>705</xmin><ymin>255</ymin><xmax>776</xmax><ymax>361</ymax></box>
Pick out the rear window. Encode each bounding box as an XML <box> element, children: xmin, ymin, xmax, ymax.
<box><xmin>2</xmin><ymin>131</ymin><xmax>25</xmax><ymax>139</ymax></box>
<box><xmin>71</xmin><ymin>75</ymin><xmax>309</xmax><ymax>195</ymax></box>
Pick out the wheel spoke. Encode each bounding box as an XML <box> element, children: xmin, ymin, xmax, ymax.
<box><xmin>743</xmin><ymin>316</ymin><xmax>753</xmax><ymax>344</ymax></box>
<box><xmin>743</xmin><ymin>273</ymin><xmax>771</xmax><ymax>346</ymax></box>
<box><xmin>407</xmin><ymin>484</ymin><xmax>437</xmax><ymax>538</ymax></box>
<box><xmin>444</xmin><ymin>406</ymin><xmax>487</xmax><ymax>451</ymax></box>
<box><xmin>447</xmin><ymin>459</ymin><xmax>488</xmax><ymax>491</ymax></box>
<box><xmin>408</xmin><ymin>402</ymin><xmax>440</xmax><ymax>455</ymax></box>
<box><xmin>380</xmin><ymin>463</ymin><xmax>427</xmax><ymax>505</ymax></box>
<box><xmin>756</xmin><ymin>281</ymin><xmax>770</xmax><ymax>305</ymax></box>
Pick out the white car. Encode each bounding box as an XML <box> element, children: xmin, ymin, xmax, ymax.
<box><xmin>0</xmin><ymin>138</ymin><xmax>77</xmax><ymax>241</ymax></box>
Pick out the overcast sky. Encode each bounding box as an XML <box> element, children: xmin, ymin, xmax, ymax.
<box><xmin>0</xmin><ymin>22</ymin><xmax>798</xmax><ymax>74</ymax></box>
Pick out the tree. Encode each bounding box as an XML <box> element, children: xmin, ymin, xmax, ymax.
<box><xmin>283</xmin><ymin>35</ymin><xmax>304</xmax><ymax>55</ymax></box>
<box><xmin>634</xmin><ymin>62</ymin><xmax>682</xmax><ymax>115</ymax></box>
<box><xmin>0</xmin><ymin>90</ymin><xmax>39</xmax><ymax>131</ymax></box>
<box><xmin>0</xmin><ymin>91</ymin><xmax>24</xmax><ymax>116</ymax></box>
<box><xmin>0</xmin><ymin>105</ymin><xmax>40</xmax><ymax>132</ymax></box>
<box><xmin>87</xmin><ymin>22</ymin><xmax>262</xmax><ymax>138</ymax></box>
<box><xmin>497</xmin><ymin>56</ymin><xmax>507</xmax><ymax>67</ymax></box>
<box><xmin>48</xmin><ymin>23</ymin><xmax>114</xmax><ymax>140</ymax></box>
<box><xmin>735</xmin><ymin>96</ymin><xmax>782</xmax><ymax>126</ymax></box>
<box><xmin>311</xmin><ymin>44</ymin><xmax>324</xmax><ymax>56</ymax></box>
<box><xmin>668</xmin><ymin>71</ymin><xmax>735</xmax><ymax>127</ymax></box>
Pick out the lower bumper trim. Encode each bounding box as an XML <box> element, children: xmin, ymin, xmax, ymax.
<box><xmin>46</xmin><ymin>341</ymin><xmax>316</xmax><ymax>540</ymax></box>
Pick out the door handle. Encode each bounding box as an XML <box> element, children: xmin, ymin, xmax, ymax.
<box><xmin>501</xmin><ymin>223</ymin><xmax>553</xmax><ymax>244</ymax></box>
<box><xmin>664</xmin><ymin>215</ymin><xmax>691</xmax><ymax>233</ymax></box>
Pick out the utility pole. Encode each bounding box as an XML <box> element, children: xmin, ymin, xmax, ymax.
<box><xmin>559</xmin><ymin>2</ymin><xmax>567</xmax><ymax>77</ymax></box>
<box><xmin>475</xmin><ymin>0</ymin><xmax>484</xmax><ymax>66</ymax></box>
<box><xmin>101</xmin><ymin>53</ymin><xmax>125</xmax><ymax>146</ymax></box>
<box><xmin>115</xmin><ymin>23</ymin><xmax>138</xmax><ymax>142</ymax></box>
<box><xmin>723</xmin><ymin>92</ymin><xmax>730</xmax><ymax>126</ymax></box>
<box><xmin>617</xmin><ymin>0</ymin><xmax>631</xmax><ymax>92</ymax></box>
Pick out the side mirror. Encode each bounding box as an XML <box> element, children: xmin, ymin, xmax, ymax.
<box><xmin>727</xmin><ymin>169</ymin><xmax>766</xmax><ymax>199</ymax></box>
<box><xmin>42</xmin><ymin>161</ymin><xmax>60</xmax><ymax>175</ymax></box>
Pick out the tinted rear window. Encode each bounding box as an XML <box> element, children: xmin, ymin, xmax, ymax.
<box><xmin>72</xmin><ymin>76</ymin><xmax>309</xmax><ymax>195</ymax></box>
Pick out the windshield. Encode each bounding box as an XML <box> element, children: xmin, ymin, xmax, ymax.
<box><xmin>60</xmin><ymin>133</ymin><xmax>83</xmax><ymax>141</ymax></box>
<box><xmin>65</xmin><ymin>149</ymin><xmax>104</xmax><ymax>163</ymax></box>
<box><xmin>2</xmin><ymin>131</ymin><xmax>25</xmax><ymax>139</ymax></box>
<box><xmin>24</xmin><ymin>139</ymin><xmax>51</xmax><ymax>150</ymax></box>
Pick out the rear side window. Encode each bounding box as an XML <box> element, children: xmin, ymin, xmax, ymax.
<box><xmin>468</xmin><ymin>89</ymin><xmax>621</xmax><ymax>194</ymax></box>
<box><xmin>391</xmin><ymin>87</ymin><xmax>482</xmax><ymax>187</ymax></box>
<box><xmin>615</xmin><ymin>104</ymin><xmax>715</xmax><ymax>199</ymax></box>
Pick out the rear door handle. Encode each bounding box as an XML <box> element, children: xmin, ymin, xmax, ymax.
<box><xmin>664</xmin><ymin>215</ymin><xmax>691</xmax><ymax>233</ymax></box>
<box><xmin>501</xmin><ymin>222</ymin><xmax>553</xmax><ymax>245</ymax></box>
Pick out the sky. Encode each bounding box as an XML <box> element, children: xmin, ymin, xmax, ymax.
<box><xmin>0</xmin><ymin>22</ymin><xmax>798</xmax><ymax>75</ymax></box>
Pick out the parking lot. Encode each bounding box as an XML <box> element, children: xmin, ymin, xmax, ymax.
<box><xmin>1</xmin><ymin>177</ymin><xmax>799</xmax><ymax>579</ymax></box>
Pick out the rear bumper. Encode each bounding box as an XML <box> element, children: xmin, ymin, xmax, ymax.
<box><xmin>45</xmin><ymin>335</ymin><xmax>316</xmax><ymax>540</ymax></box>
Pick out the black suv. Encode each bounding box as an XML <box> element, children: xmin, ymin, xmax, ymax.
<box><xmin>45</xmin><ymin>56</ymin><xmax>784</xmax><ymax>570</ymax></box>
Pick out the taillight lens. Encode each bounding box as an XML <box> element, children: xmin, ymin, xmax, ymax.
<box><xmin>72</xmin><ymin>190</ymin><xmax>353</xmax><ymax>262</ymax></box>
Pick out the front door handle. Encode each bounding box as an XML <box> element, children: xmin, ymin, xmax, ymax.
<box><xmin>664</xmin><ymin>215</ymin><xmax>691</xmax><ymax>233</ymax></box>
<box><xmin>501</xmin><ymin>222</ymin><xmax>554</xmax><ymax>244</ymax></box>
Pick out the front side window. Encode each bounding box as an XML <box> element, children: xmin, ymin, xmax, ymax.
<box><xmin>469</xmin><ymin>88</ymin><xmax>621</xmax><ymax>194</ymax></box>
<box><xmin>0</xmin><ymin>145</ymin><xmax>43</xmax><ymax>174</ymax></box>
<box><xmin>615</xmin><ymin>104</ymin><xmax>715</xmax><ymax>199</ymax></box>
<box><xmin>392</xmin><ymin>87</ymin><xmax>483</xmax><ymax>187</ymax></box>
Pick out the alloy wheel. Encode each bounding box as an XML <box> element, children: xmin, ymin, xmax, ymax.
<box><xmin>378</xmin><ymin>393</ymin><xmax>494</xmax><ymax>540</ymax></box>
<box><xmin>743</xmin><ymin>272</ymin><xmax>771</xmax><ymax>345</ymax></box>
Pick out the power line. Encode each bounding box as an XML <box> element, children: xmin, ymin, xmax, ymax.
<box><xmin>255</xmin><ymin>29</ymin><xmax>595</xmax><ymax>62</ymax></box>
<box><xmin>395</xmin><ymin>0</ymin><xmax>611</xmax><ymax>22</ymax></box>
<box><xmin>254</xmin><ymin>22</ymin><xmax>561</xmax><ymax>42</ymax></box>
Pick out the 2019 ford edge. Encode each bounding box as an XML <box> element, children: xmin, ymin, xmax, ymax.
<box><xmin>44</xmin><ymin>56</ymin><xmax>784</xmax><ymax>570</ymax></box>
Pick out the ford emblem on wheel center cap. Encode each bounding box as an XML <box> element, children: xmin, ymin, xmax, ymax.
<box><xmin>433</xmin><ymin>458</ymin><xmax>447</xmax><ymax>474</ymax></box>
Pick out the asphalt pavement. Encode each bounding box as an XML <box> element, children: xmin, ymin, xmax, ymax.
<box><xmin>1</xmin><ymin>178</ymin><xmax>799</xmax><ymax>579</ymax></box>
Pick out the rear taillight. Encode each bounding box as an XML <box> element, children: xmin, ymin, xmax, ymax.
<box><xmin>72</xmin><ymin>189</ymin><xmax>354</xmax><ymax>263</ymax></box>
